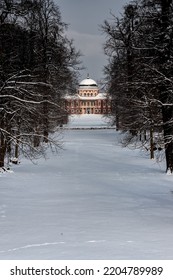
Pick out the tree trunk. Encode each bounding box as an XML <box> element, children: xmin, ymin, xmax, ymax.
<box><xmin>150</xmin><ymin>128</ymin><xmax>154</xmax><ymax>160</ymax></box>
<box><xmin>165</xmin><ymin>142</ymin><xmax>173</xmax><ymax>173</ymax></box>
<box><xmin>0</xmin><ymin>134</ymin><xmax>6</xmax><ymax>168</ymax></box>
<box><xmin>43</xmin><ymin>100</ymin><xmax>49</xmax><ymax>143</ymax></box>
<box><xmin>159</xmin><ymin>0</ymin><xmax>173</xmax><ymax>172</ymax></box>
<box><xmin>14</xmin><ymin>138</ymin><xmax>19</xmax><ymax>159</ymax></box>
<box><xmin>162</xmin><ymin>106</ymin><xmax>173</xmax><ymax>172</ymax></box>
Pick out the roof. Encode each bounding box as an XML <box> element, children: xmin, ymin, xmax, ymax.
<box><xmin>79</xmin><ymin>77</ymin><xmax>98</xmax><ymax>88</ymax></box>
<box><xmin>65</xmin><ymin>93</ymin><xmax>108</xmax><ymax>100</ymax></box>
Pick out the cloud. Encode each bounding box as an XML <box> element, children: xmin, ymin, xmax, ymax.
<box><xmin>66</xmin><ymin>30</ymin><xmax>104</xmax><ymax>57</ymax></box>
<box><xmin>65</xmin><ymin>29</ymin><xmax>107</xmax><ymax>80</ymax></box>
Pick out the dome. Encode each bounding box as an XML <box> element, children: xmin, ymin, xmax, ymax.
<box><xmin>79</xmin><ymin>77</ymin><xmax>98</xmax><ymax>87</ymax></box>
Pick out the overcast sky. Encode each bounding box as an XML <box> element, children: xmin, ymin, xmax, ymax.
<box><xmin>56</xmin><ymin>0</ymin><xmax>130</xmax><ymax>82</ymax></box>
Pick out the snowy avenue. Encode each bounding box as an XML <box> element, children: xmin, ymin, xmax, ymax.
<box><xmin>1</xmin><ymin>115</ymin><xmax>173</xmax><ymax>260</ymax></box>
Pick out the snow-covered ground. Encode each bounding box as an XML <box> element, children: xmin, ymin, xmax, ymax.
<box><xmin>0</xmin><ymin>114</ymin><xmax>173</xmax><ymax>260</ymax></box>
<box><xmin>65</xmin><ymin>114</ymin><xmax>113</xmax><ymax>128</ymax></box>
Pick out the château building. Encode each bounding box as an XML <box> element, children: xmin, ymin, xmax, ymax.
<box><xmin>65</xmin><ymin>76</ymin><xmax>111</xmax><ymax>114</ymax></box>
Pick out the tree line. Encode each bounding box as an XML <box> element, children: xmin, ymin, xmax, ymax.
<box><xmin>102</xmin><ymin>0</ymin><xmax>173</xmax><ymax>173</ymax></box>
<box><xmin>0</xmin><ymin>0</ymin><xmax>81</xmax><ymax>169</ymax></box>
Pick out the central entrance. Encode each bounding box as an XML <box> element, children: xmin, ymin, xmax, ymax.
<box><xmin>87</xmin><ymin>108</ymin><xmax>90</xmax><ymax>114</ymax></box>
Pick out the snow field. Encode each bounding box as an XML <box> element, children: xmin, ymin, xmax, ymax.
<box><xmin>0</xmin><ymin>115</ymin><xmax>173</xmax><ymax>259</ymax></box>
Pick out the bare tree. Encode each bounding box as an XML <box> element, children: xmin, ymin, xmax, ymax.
<box><xmin>0</xmin><ymin>0</ymin><xmax>81</xmax><ymax>169</ymax></box>
<box><xmin>102</xmin><ymin>0</ymin><xmax>173</xmax><ymax>171</ymax></box>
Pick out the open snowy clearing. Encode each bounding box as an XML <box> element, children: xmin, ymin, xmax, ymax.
<box><xmin>0</xmin><ymin>115</ymin><xmax>173</xmax><ymax>260</ymax></box>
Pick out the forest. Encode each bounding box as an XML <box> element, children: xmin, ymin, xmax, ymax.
<box><xmin>102</xmin><ymin>0</ymin><xmax>173</xmax><ymax>173</ymax></box>
<box><xmin>0</xmin><ymin>0</ymin><xmax>81</xmax><ymax>169</ymax></box>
